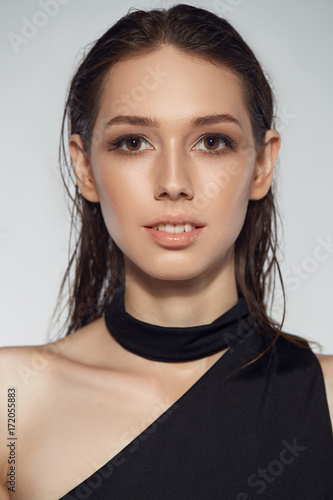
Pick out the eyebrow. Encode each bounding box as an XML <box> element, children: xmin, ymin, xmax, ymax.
<box><xmin>104</xmin><ymin>115</ymin><xmax>158</xmax><ymax>129</ymax></box>
<box><xmin>104</xmin><ymin>113</ymin><xmax>241</xmax><ymax>130</ymax></box>
<box><xmin>190</xmin><ymin>113</ymin><xmax>241</xmax><ymax>128</ymax></box>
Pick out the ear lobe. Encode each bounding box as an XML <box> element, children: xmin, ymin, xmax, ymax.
<box><xmin>249</xmin><ymin>130</ymin><xmax>281</xmax><ymax>201</ymax></box>
<box><xmin>69</xmin><ymin>134</ymin><xmax>100</xmax><ymax>203</ymax></box>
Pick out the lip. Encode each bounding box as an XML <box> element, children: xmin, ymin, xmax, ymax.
<box><xmin>144</xmin><ymin>226</ymin><xmax>204</xmax><ymax>248</ymax></box>
<box><xmin>143</xmin><ymin>214</ymin><xmax>206</xmax><ymax>248</ymax></box>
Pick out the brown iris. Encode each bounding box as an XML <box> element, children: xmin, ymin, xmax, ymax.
<box><xmin>125</xmin><ymin>137</ymin><xmax>142</xmax><ymax>151</ymax></box>
<box><xmin>203</xmin><ymin>136</ymin><xmax>222</xmax><ymax>151</ymax></box>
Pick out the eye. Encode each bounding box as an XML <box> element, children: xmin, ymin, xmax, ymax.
<box><xmin>194</xmin><ymin>134</ymin><xmax>236</xmax><ymax>153</ymax></box>
<box><xmin>122</xmin><ymin>136</ymin><xmax>148</xmax><ymax>152</ymax></box>
<box><xmin>107</xmin><ymin>135</ymin><xmax>152</xmax><ymax>154</ymax></box>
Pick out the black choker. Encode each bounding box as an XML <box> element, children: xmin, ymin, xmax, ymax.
<box><xmin>104</xmin><ymin>285</ymin><xmax>254</xmax><ymax>362</ymax></box>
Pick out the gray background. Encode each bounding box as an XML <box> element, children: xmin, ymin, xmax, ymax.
<box><xmin>1</xmin><ymin>0</ymin><xmax>332</xmax><ymax>351</ymax></box>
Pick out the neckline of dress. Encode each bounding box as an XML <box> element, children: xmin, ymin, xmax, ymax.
<box><xmin>104</xmin><ymin>284</ymin><xmax>255</xmax><ymax>362</ymax></box>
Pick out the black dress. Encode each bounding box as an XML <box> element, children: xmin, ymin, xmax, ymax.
<box><xmin>59</xmin><ymin>289</ymin><xmax>333</xmax><ymax>499</ymax></box>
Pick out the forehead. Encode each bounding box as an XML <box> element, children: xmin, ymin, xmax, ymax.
<box><xmin>97</xmin><ymin>45</ymin><xmax>251</xmax><ymax>131</ymax></box>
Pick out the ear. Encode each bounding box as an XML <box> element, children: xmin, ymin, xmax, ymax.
<box><xmin>69</xmin><ymin>134</ymin><xmax>100</xmax><ymax>202</ymax></box>
<box><xmin>249</xmin><ymin>130</ymin><xmax>281</xmax><ymax>200</ymax></box>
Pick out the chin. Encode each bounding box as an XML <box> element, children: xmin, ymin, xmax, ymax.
<box><xmin>140</xmin><ymin>264</ymin><xmax>212</xmax><ymax>283</ymax></box>
<box><xmin>124</xmin><ymin>257</ymin><xmax>205</xmax><ymax>282</ymax></box>
<box><xmin>150</xmin><ymin>272</ymin><xmax>200</xmax><ymax>282</ymax></box>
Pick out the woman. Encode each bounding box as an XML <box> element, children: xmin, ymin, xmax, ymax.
<box><xmin>0</xmin><ymin>4</ymin><xmax>332</xmax><ymax>499</ymax></box>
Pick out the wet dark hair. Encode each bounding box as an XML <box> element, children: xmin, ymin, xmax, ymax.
<box><xmin>53</xmin><ymin>4</ymin><xmax>311</xmax><ymax>365</ymax></box>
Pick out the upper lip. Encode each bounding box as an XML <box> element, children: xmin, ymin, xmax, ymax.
<box><xmin>144</xmin><ymin>215</ymin><xmax>206</xmax><ymax>227</ymax></box>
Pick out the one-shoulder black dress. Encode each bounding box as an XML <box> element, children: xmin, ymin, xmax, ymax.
<box><xmin>60</xmin><ymin>288</ymin><xmax>333</xmax><ymax>499</ymax></box>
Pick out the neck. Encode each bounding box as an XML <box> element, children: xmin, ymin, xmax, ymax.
<box><xmin>123</xmin><ymin>261</ymin><xmax>238</xmax><ymax>328</ymax></box>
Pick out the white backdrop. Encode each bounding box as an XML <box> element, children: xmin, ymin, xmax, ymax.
<box><xmin>1</xmin><ymin>0</ymin><xmax>332</xmax><ymax>352</ymax></box>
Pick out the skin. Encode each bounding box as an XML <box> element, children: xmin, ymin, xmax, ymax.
<box><xmin>0</xmin><ymin>45</ymin><xmax>332</xmax><ymax>499</ymax></box>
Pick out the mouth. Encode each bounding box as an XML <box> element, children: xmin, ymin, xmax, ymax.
<box><xmin>144</xmin><ymin>223</ymin><xmax>204</xmax><ymax>248</ymax></box>
<box><xmin>144</xmin><ymin>215</ymin><xmax>205</xmax><ymax>246</ymax></box>
<box><xmin>144</xmin><ymin>215</ymin><xmax>205</xmax><ymax>234</ymax></box>
<box><xmin>148</xmin><ymin>223</ymin><xmax>201</xmax><ymax>234</ymax></box>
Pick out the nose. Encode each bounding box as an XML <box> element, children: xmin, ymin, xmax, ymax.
<box><xmin>153</xmin><ymin>146</ymin><xmax>194</xmax><ymax>201</ymax></box>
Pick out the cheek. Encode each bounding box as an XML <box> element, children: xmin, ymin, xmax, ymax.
<box><xmin>196</xmin><ymin>156</ymin><xmax>253</xmax><ymax>214</ymax></box>
<box><xmin>202</xmin><ymin>163</ymin><xmax>254</xmax><ymax>245</ymax></box>
<box><xmin>94</xmin><ymin>167</ymin><xmax>147</xmax><ymax>242</ymax></box>
<box><xmin>92</xmin><ymin>169</ymin><xmax>124</xmax><ymax>239</ymax></box>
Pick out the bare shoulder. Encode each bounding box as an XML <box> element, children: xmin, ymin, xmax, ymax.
<box><xmin>0</xmin><ymin>316</ymin><xmax>108</xmax><ymax>390</ymax></box>
<box><xmin>0</xmin><ymin>316</ymin><xmax>112</xmax><ymax>425</ymax></box>
<box><xmin>315</xmin><ymin>353</ymin><xmax>333</xmax><ymax>382</ymax></box>
<box><xmin>315</xmin><ymin>353</ymin><xmax>333</xmax><ymax>426</ymax></box>
<box><xmin>0</xmin><ymin>345</ymin><xmax>51</xmax><ymax>495</ymax></box>
<box><xmin>0</xmin><ymin>343</ymin><xmax>53</xmax><ymax>373</ymax></box>
<box><xmin>0</xmin><ymin>322</ymin><xmax>102</xmax><ymax>486</ymax></box>
<box><xmin>0</xmin><ymin>318</ymin><xmax>117</xmax><ymax>498</ymax></box>
<box><xmin>0</xmin><ymin>343</ymin><xmax>63</xmax><ymax>424</ymax></box>
<box><xmin>0</xmin><ymin>342</ymin><xmax>68</xmax><ymax>393</ymax></box>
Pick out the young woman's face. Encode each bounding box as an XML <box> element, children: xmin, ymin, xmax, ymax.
<box><xmin>72</xmin><ymin>46</ymin><xmax>278</xmax><ymax>285</ymax></box>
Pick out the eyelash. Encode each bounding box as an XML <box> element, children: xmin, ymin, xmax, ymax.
<box><xmin>107</xmin><ymin>134</ymin><xmax>149</xmax><ymax>155</ymax></box>
<box><xmin>106</xmin><ymin>133</ymin><xmax>238</xmax><ymax>156</ymax></box>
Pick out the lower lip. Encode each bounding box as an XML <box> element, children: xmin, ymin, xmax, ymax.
<box><xmin>144</xmin><ymin>227</ymin><xmax>204</xmax><ymax>248</ymax></box>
